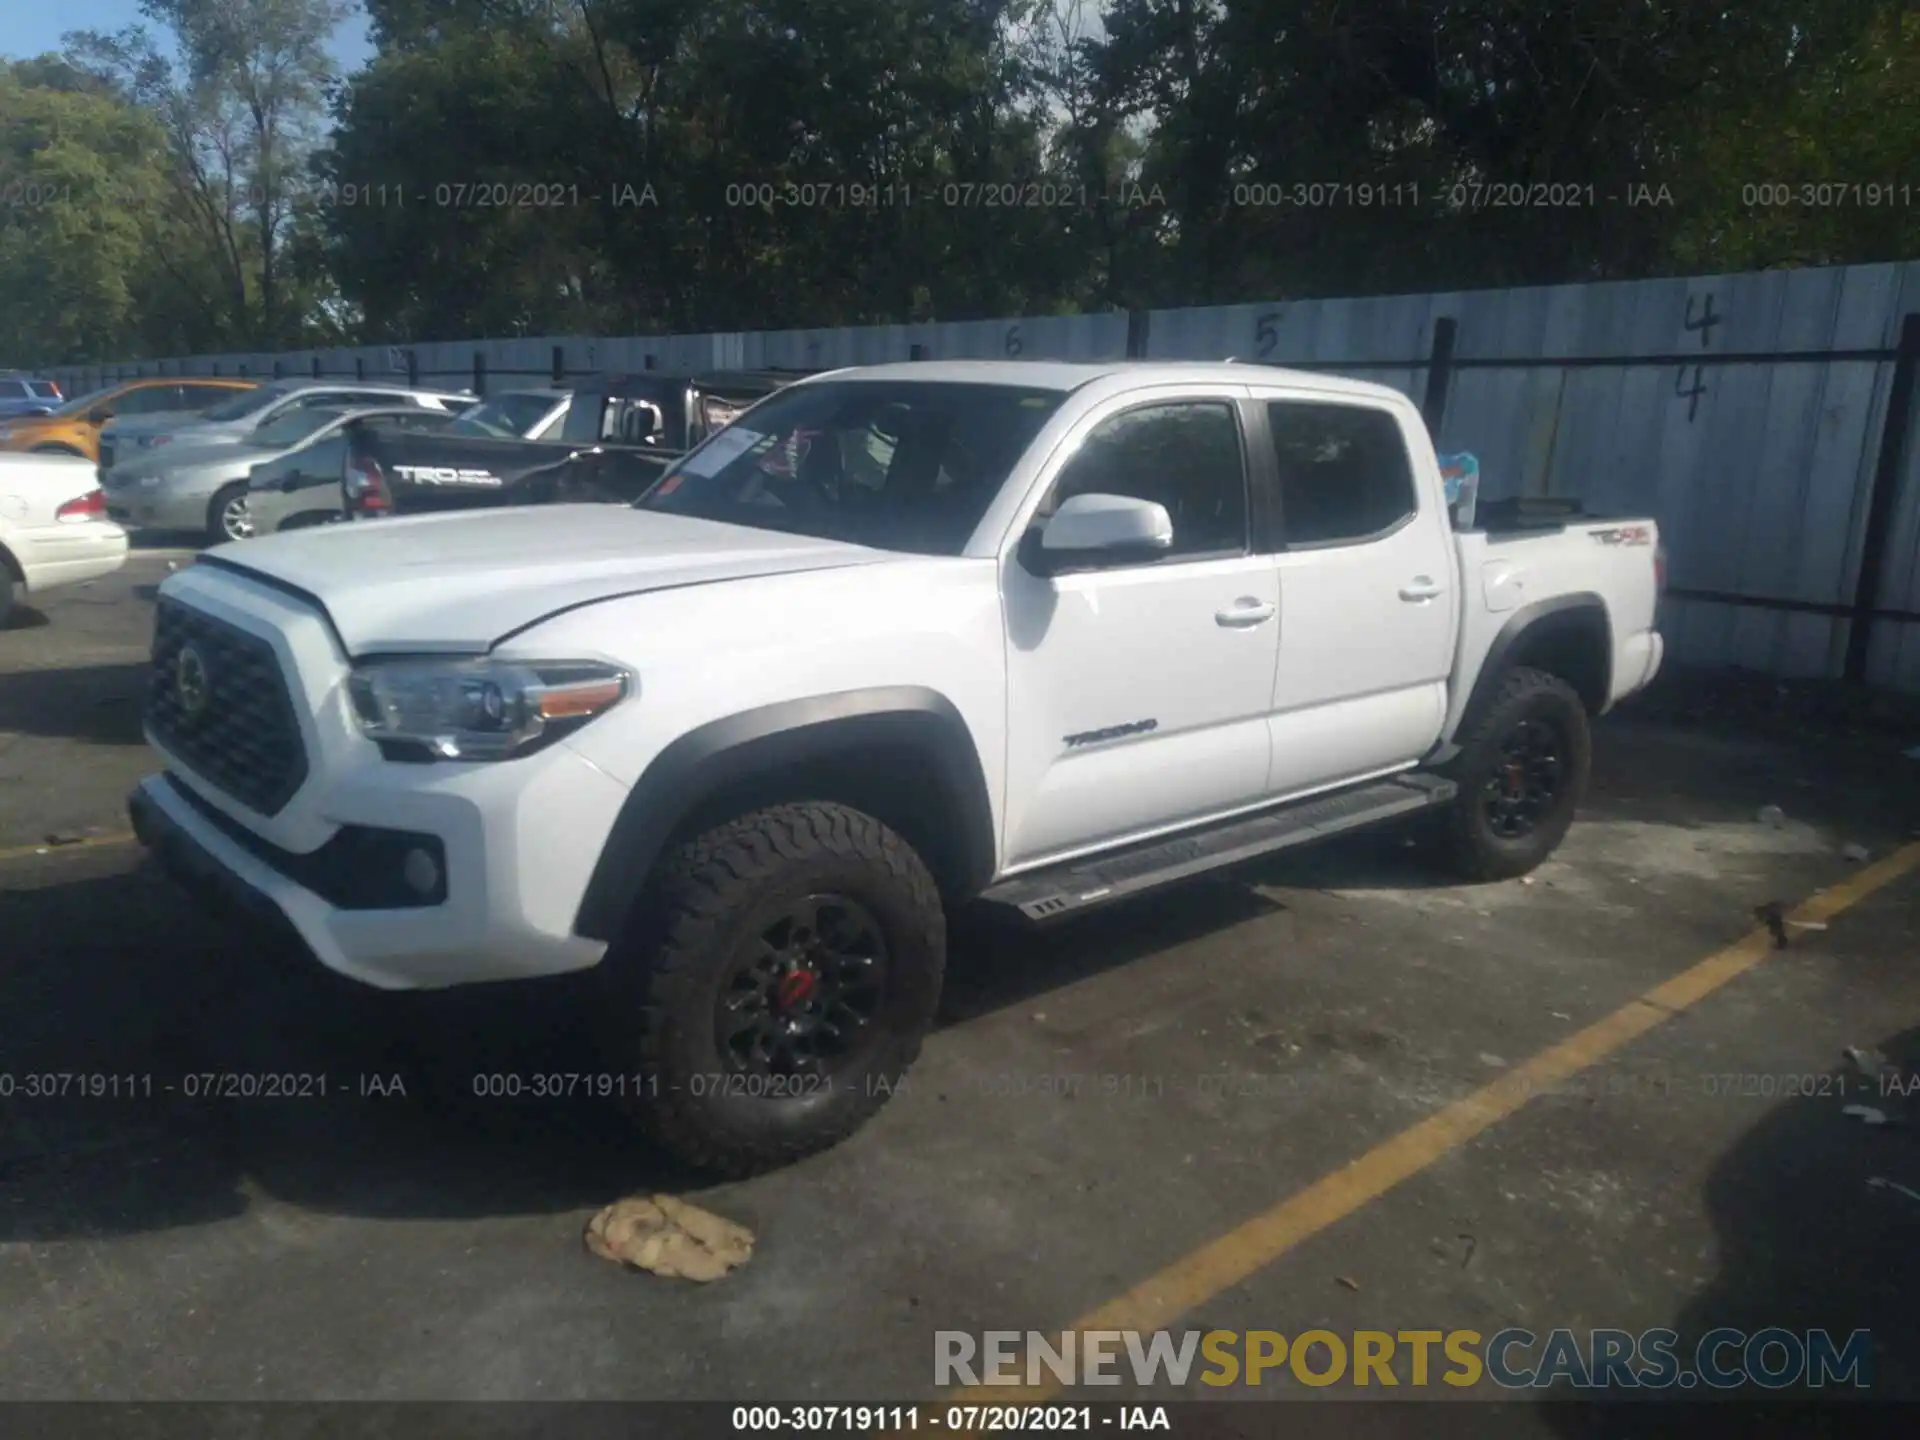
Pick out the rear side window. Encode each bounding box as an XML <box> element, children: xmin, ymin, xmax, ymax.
<box><xmin>1266</xmin><ymin>401</ymin><xmax>1418</xmax><ymax>547</ymax></box>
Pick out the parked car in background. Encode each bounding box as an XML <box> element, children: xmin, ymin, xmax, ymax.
<box><xmin>340</xmin><ymin>371</ymin><xmax>798</xmax><ymax>520</ymax></box>
<box><xmin>0</xmin><ymin>378</ymin><xmax>256</xmax><ymax>462</ymax></box>
<box><xmin>100</xmin><ymin>379</ymin><xmax>473</xmax><ymax>474</ymax></box>
<box><xmin>107</xmin><ymin>402</ymin><xmax>462</xmax><ymax>545</ymax></box>
<box><xmin>0</xmin><ymin>453</ymin><xmax>128</xmax><ymax>629</ymax></box>
<box><xmin>0</xmin><ymin>374</ymin><xmax>63</xmax><ymax>419</ymax></box>
<box><xmin>246</xmin><ymin>407</ymin><xmax>465</xmax><ymax>536</ymax></box>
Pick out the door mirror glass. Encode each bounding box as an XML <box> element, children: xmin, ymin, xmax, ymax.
<box><xmin>1031</xmin><ymin>492</ymin><xmax>1174</xmax><ymax>571</ymax></box>
<box><xmin>88</xmin><ymin>405</ymin><xmax>114</xmax><ymax>424</ymax></box>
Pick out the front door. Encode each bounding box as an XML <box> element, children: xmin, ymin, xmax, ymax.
<box><xmin>1001</xmin><ymin>392</ymin><xmax>1281</xmax><ymax>867</ymax></box>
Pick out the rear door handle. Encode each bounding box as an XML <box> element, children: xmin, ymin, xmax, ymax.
<box><xmin>1216</xmin><ymin>598</ymin><xmax>1277</xmax><ymax>628</ymax></box>
<box><xmin>1399</xmin><ymin>576</ymin><xmax>1443</xmax><ymax>602</ymax></box>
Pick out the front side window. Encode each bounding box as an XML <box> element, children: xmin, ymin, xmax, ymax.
<box><xmin>1267</xmin><ymin>401</ymin><xmax>1418</xmax><ymax>546</ymax></box>
<box><xmin>1035</xmin><ymin>401</ymin><xmax>1249</xmax><ymax>560</ymax></box>
<box><xmin>639</xmin><ymin>380</ymin><xmax>1065</xmax><ymax>556</ymax></box>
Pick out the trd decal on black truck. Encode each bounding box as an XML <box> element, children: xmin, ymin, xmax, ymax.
<box><xmin>393</xmin><ymin>465</ymin><xmax>505</xmax><ymax>487</ymax></box>
<box><xmin>1063</xmin><ymin>718</ymin><xmax>1159</xmax><ymax>748</ymax></box>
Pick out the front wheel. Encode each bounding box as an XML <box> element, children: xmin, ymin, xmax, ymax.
<box><xmin>1433</xmin><ymin>666</ymin><xmax>1591</xmax><ymax>882</ymax></box>
<box><xmin>207</xmin><ymin>483</ymin><xmax>254</xmax><ymax>544</ymax></box>
<box><xmin>598</xmin><ymin>801</ymin><xmax>947</xmax><ymax>1177</ymax></box>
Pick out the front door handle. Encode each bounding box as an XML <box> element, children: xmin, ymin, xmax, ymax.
<box><xmin>1216</xmin><ymin>598</ymin><xmax>1277</xmax><ymax>628</ymax></box>
<box><xmin>1399</xmin><ymin>576</ymin><xmax>1444</xmax><ymax>602</ymax></box>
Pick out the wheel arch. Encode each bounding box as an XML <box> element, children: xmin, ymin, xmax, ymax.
<box><xmin>573</xmin><ymin>686</ymin><xmax>997</xmax><ymax>943</ymax></box>
<box><xmin>1441</xmin><ymin>594</ymin><xmax>1612</xmax><ymax>758</ymax></box>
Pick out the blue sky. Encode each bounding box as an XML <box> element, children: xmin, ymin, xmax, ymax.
<box><xmin>3</xmin><ymin>0</ymin><xmax>374</xmax><ymax>70</ymax></box>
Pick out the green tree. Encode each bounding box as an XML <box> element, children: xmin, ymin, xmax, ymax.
<box><xmin>0</xmin><ymin>61</ymin><xmax>173</xmax><ymax>365</ymax></box>
<box><xmin>68</xmin><ymin>0</ymin><xmax>351</xmax><ymax>349</ymax></box>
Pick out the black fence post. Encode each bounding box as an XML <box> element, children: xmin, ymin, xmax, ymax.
<box><xmin>909</xmin><ymin>343</ymin><xmax>926</xmax><ymax>361</ymax></box>
<box><xmin>272</xmin><ymin>359</ymin><xmax>284</xmax><ymax>380</ymax></box>
<box><xmin>1126</xmin><ymin>309</ymin><xmax>1152</xmax><ymax>359</ymax></box>
<box><xmin>406</xmin><ymin>351</ymin><xmax>419</xmax><ymax>388</ymax></box>
<box><xmin>1845</xmin><ymin>312</ymin><xmax>1920</xmax><ymax>684</ymax></box>
<box><xmin>473</xmin><ymin>351</ymin><xmax>487</xmax><ymax>396</ymax></box>
<box><xmin>355</xmin><ymin>356</ymin><xmax>365</xmax><ymax>380</ymax></box>
<box><xmin>1421</xmin><ymin>316</ymin><xmax>1458</xmax><ymax>435</ymax></box>
<box><xmin>311</xmin><ymin>356</ymin><xmax>322</xmax><ymax>378</ymax></box>
<box><xmin>644</xmin><ymin>354</ymin><xmax>657</xmax><ymax>371</ymax></box>
<box><xmin>212</xmin><ymin>361</ymin><xmax>221</xmax><ymax>376</ymax></box>
<box><xmin>551</xmin><ymin>345</ymin><xmax>565</xmax><ymax>384</ymax></box>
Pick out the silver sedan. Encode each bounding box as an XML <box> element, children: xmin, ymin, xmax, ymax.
<box><xmin>103</xmin><ymin>406</ymin><xmax>445</xmax><ymax>544</ymax></box>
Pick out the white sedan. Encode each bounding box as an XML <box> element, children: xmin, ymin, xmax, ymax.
<box><xmin>0</xmin><ymin>452</ymin><xmax>129</xmax><ymax>628</ymax></box>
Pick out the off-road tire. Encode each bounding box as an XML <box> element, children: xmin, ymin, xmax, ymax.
<box><xmin>1434</xmin><ymin>666</ymin><xmax>1591</xmax><ymax>882</ymax></box>
<box><xmin>600</xmin><ymin>801</ymin><xmax>946</xmax><ymax>1177</ymax></box>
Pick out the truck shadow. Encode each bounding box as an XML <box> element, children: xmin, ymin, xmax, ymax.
<box><xmin>0</xmin><ymin>661</ymin><xmax>148</xmax><ymax>745</ymax></box>
<box><xmin>0</xmin><ymin>860</ymin><xmax>1290</xmax><ymax>1242</ymax></box>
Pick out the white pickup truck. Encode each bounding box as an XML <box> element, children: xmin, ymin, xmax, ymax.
<box><xmin>129</xmin><ymin>360</ymin><xmax>1664</xmax><ymax>1173</ymax></box>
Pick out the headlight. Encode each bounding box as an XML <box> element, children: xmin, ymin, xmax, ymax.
<box><xmin>346</xmin><ymin>658</ymin><xmax>631</xmax><ymax>760</ymax></box>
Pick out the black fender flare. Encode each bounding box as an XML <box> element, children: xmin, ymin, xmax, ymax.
<box><xmin>573</xmin><ymin>686</ymin><xmax>997</xmax><ymax>942</ymax></box>
<box><xmin>1429</xmin><ymin>593</ymin><xmax>1612</xmax><ymax>764</ymax></box>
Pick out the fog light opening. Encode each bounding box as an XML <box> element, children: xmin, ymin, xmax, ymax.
<box><xmin>402</xmin><ymin>847</ymin><xmax>441</xmax><ymax>898</ymax></box>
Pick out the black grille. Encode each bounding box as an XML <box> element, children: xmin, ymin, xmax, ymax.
<box><xmin>147</xmin><ymin>599</ymin><xmax>309</xmax><ymax>816</ymax></box>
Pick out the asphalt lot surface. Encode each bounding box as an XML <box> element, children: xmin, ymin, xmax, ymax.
<box><xmin>5</xmin><ymin>543</ymin><xmax>1920</xmax><ymax>1422</ymax></box>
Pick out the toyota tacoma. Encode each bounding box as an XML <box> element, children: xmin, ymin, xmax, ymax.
<box><xmin>128</xmin><ymin>360</ymin><xmax>1665</xmax><ymax>1175</ymax></box>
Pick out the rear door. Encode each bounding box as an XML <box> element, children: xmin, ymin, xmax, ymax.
<box><xmin>1249</xmin><ymin>391</ymin><xmax>1458</xmax><ymax>796</ymax></box>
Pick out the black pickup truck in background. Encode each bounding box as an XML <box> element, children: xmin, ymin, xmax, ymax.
<box><xmin>341</xmin><ymin>369</ymin><xmax>807</xmax><ymax>520</ymax></box>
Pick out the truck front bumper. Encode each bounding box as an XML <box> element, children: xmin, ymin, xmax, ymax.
<box><xmin>129</xmin><ymin>757</ymin><xmax>618</xmax><ymax>991</ymax></box>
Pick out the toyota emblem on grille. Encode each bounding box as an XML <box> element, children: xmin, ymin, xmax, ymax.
<box><xmin>175</xmin><ymin>643</ymin><xmax>211</xmax><ymax>722</ymax></box>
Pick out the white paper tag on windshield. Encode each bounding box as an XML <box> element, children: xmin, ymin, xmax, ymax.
<box><xmin>677</xmin><ymin>426</ymin><xmax>764</xmax><ymax>478</ymax></box>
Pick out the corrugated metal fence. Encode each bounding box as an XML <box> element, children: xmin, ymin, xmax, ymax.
<box><xmin>44</xmin><ymin>261</ymin><xmax>1920</xmax><ymax>691</ymax></box>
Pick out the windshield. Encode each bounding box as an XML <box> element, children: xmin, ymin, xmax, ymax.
<box><xmin>200</xmin><ymin>384</ymin><xmax>282</xmax><ymax>422</ymax></box>
<box><xmin>249</xmin><ymin>407</ymin><xmax>347</xmax><ymax>448</ymax></box>
<box><xmin>448</xmin><ymin>393</ymin><xmax>561</xmax><ymax>438</ymax></box>
<box><xmin>636</xmin><ymin>380</ymin><xmax>1065</xmax><ymax>555</ymax></box>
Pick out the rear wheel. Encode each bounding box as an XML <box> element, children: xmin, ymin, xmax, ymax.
<box><xmin>207</xmin><ymin>483</ymin><xmax>253</xmax><ymax>544</ymax></box>
<box><xmin>597</xmin><ymin>801</ymin><xmax>946</xmax><ymax>1177</ymax></box>
<box><xmin>1433</xmin><ymin>666</ymin><xmax>1591</xmax><ymax>881</ymax></box>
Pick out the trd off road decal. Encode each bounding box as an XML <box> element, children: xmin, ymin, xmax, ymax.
<box><xmin>392</xmin><ymin>465</ymin><xmax>505</xmax><ymax>488</ymax></box>
<box><xmin>1590</xmin><ymin>524</ymin><xmax>1652</xmax><ymax>547</ymax></box>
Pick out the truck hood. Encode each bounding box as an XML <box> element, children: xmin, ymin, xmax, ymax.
<box><xmin>196</xmin><ymin>504</ymin><xmax>889</xmax><ymax>654</ymax></box>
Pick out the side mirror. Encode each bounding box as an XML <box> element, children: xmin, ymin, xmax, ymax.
<box><xmin>88</xmin><ymin>406</ymin><xmax>114</xmax><ymax>424</ymax></box>
<box><xmin>1022</xmin><ymin>492</ymin><xmax>1174</xmax><ymax>575</ymax></box>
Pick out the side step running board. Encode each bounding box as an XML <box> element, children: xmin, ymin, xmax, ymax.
<box><xmin>980</xmin><ymin>772</ymin><xmax>1457</xmax><ymax>923</ymax></box>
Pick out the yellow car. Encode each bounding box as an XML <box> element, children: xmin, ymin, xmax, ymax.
<box><xmin>0</xmin><ymin>377</ymin><xmax>257</xmax><ymax>463</ymax></box>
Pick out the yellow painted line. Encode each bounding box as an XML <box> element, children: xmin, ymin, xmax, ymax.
<box><xmin>952</xmin><ymin>842</ymin><xmax>1920</xmax><ymax>1409</ymax></box>
<box><xmin>0</xmin><ymin>830</ymin><xmax>137</xmax><ymax>865</ymax></box>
